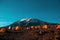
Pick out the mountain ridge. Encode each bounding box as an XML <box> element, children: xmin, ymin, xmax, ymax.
<box><xmin>5</xmin><ymin>18</ymin><xmax>58</xmax><ymax>28</ymax></box>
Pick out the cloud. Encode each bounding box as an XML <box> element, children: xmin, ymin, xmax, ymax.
<box><xmin>0</xmin><ymin>22</ymin><xmax>8</xmax><ymax>24</ymax></box>
<box><xmin>0</xmin><ymin>22</ymin><xmax>12</xmax><ymax>27</ymax></box>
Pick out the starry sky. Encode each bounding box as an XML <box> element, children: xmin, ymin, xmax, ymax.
<box><xmin>0</xmin><ymin>0</ymin><xmax>60</xmax><ymax>27</ymax></box>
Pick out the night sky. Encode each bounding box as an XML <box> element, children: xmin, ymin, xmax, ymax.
<box><xmin>0</xmin><ymin>0</ymin><xmax>60</xmax><ymax>27</ymax></box>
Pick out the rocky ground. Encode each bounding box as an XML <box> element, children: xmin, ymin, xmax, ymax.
<box><xmin>0</xmin><ymin>28</ymin><xmax>60</xmax><ymax>40</ymax></box>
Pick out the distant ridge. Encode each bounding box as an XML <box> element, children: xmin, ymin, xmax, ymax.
<box><xmin>5</xmin><ymin>18</ymin><xmax>58</xmax><ymax>27</ymax></box>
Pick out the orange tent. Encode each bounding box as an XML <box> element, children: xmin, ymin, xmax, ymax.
<box><xmin>15</xmin><ymin>26</ymin><xmax>22</xmax><ymax>31</ymax></box>
<box><xmin>37</xmin><ymin>25</ymin><xmax>40</xmax><ymax>29</ymax></box>
<box><xmin>56</xmin><ymin>25</ymin><xmax>60</xmax><ymax>29</ymax></box>
<box><xmin>42</xmin><ymin>25</ymin><xmax>48</xmax><ymax>29</ymax></box>
<box><xmin>31</xmin><ymin>26</ymin><xmax>35</xmax><ymax>29</ymax></box>
<box><xmin>35</xmin><ymin>26</ymin><xmax>38</xmax><ymax>29</ymax></box>
<box><xmin>26</xmin><ymin>27</ymin><xmax>30</xmax><ymax>30</ymax></box>
<box><xmin>0</xmin><ymin>28</ymin><xmax>6</xmax><ymax>33</ymax></box>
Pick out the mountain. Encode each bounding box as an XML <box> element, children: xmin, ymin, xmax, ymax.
<box><xmin>7</xmin><ymin>18</ymin><xmax>56</xmax><ymax>27</ymax></box>
<box><xmin>0</xmin><ymin>18</ymin><xmax>60</xmax><ymax>40</ymax></box>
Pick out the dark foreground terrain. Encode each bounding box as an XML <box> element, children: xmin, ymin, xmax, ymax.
<box><xmin>0</xmin><ymin>27</ymin><xmax>60</xmax><ymax>40</ymax></box>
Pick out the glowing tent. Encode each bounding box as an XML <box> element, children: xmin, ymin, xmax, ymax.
<box><xmin>35</xmin><ymin>26</ymin><xmax>38</xmax><ymax>29</ymax></box>
<box><xmin>42</xmin><ymin>25</ymin><xmax>48</xmax><ymax>29</ymax></box>
<box><xmin>56</xmin><ymin>25</ymin><xmax>60</xmax><ymax>29</ymax></box>
<box><xmin>8</xmin><ymin>26</ymin><xmax>12</xmax><ymax>30</ymax></box>
<box><xmin>26</xmin><ymin>27</ymin><xmax>30</xmax><ymax>30</ymax></box>
<box><xmin>37</xmin><ymin>25</ymin><xmax>40</xmax><ymax>29</ymax></box>
<box><xmin>0</xmin><ymin>28</ymin><xmax>6</xmax><ymax>33</ymax></box>
<box><xmin>15</xmin><ymin>26</ymin><xmax>22</xmax><ymax>31</ymax></box>
<box><xmin>31</xmin><ymin>26</ymin><xmax>35</xmax><ymax>29</ymax></box>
